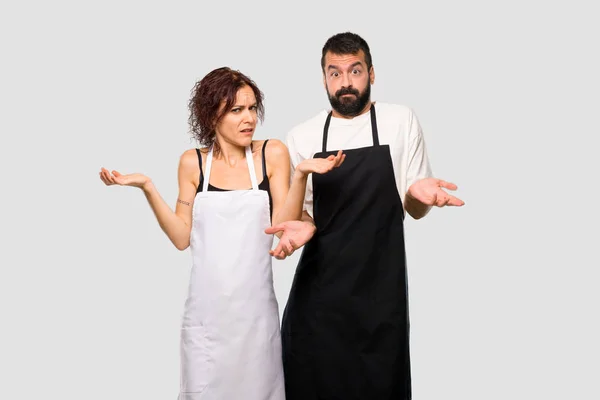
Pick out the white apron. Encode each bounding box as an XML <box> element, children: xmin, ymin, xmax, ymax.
<box><xmin>178</xmin><ymin>145</ymin><xmax>285</xmax><ymax>400</ymax></box>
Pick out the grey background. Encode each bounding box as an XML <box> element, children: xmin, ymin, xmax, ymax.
<box><xmin>1</xmin><ymin>0</ymin><xmax>598</xmax><ymax>399</ymax></box>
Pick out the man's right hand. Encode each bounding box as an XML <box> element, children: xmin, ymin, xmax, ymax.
<box><xmin>265</xmin><ymin>220</ymin><xmax>317</xmax><ymax>260</ymax></box>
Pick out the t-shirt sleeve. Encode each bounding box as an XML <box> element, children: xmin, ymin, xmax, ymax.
<box><xmin>406</xmin><ymin>108</ymin><xmax>433</xmax><ymax>190</ymax></box>
<box><xmin>286</xmin><ymin>131</ymin><xmax>314</xmax><ymax>218</ymax></box>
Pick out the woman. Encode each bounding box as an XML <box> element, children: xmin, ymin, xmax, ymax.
<box><xmin>99</xmin><ymin>67</ymin><xmax>344</xmax><ymax>400</ymax></box>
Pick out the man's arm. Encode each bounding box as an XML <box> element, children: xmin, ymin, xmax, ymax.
<box><xmin>403</xmin><ymin>109</ymin><xmax>464</xmax><ymax>216</ymax></box>
<box><xmin>404</xmin><ymin>108</ymin><xmax>434</xmax><ymax>220</ymax></box>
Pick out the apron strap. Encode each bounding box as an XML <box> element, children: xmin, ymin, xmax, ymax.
<box><xmin>245</xmin><ymin>145</ymin><xmax>259</xmax><ymax>190</ymax></box>
<box><xmin>202</xmin><ymin>146</ymin><xmax>214</xmax><ymax>192</ymax></box>
<box><xmin>369</xmin><ymin>103</ymin><xmax>379</xmax><ymax>146</ymax></box>
<box><xmin>203</xmin><ymin>145</ymin><xmax>259</xmax><ymax>191</ymax></box>
<box><xmin>322</xmin><ymin>103</ymin><xmax>379</xmax><ymax>152</ymax></box>
<box><xmin>322</xmin><ymin>112</ymin><xmax>333</xmax><ymax>153</ymax></box>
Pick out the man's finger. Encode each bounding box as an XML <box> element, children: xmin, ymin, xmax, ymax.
<box><xmin>271</xmin><ymin>241</ymin><xmax>285</xmax><ymax>255</ymax></box>
<box><xmin>446</xmin><ymin>195</ymin><xmax>465</xmax><ymax>206</ymax></box>
<box><xmin>265</xmin><ymin>224</ymin><xmax>285</xmax><ymax>234</ymax></box>
<box><xmin>284</xmin><ymin>241</ymin><xmax>294</xmax><ymax>256</ymax></box>
<box><xmin>438</xmin><ymin>180</ymin><xmax>458</xmax><ymax>191</ymax></box>
<box><xmin>435</xmin><ymin>194</ymin><xmax>450</xmax><ymax>207</ymax></box>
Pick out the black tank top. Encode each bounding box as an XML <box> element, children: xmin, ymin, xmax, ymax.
<box><xmin>196</xmin><ymin>140</ymin><xmax>273</xmax><ymax>218</ymax></box>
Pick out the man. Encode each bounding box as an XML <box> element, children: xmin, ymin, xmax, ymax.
<box><xmin>268</xmin><ymin>32</ymin><xmax>464</xmax><ymax>400</ymax></box>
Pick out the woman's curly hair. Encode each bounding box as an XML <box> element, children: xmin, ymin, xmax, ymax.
<box><xmin>188</xmin><ymin>67</ymin><xmax>265</xmax><ymax>152</ymax></box>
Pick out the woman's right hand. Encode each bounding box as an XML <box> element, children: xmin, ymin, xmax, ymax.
<box><xmin>295</xmin><ymin>150</ymin><xmax>345</xmax><ymax>178</ymax></box>
<box><xmin>99</xmin><ymin>167</ymin><xmax>151</xmax><ymax>190</ymax></box>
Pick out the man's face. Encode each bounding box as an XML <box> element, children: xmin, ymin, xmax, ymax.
<box><xmin>323</xmin><ymin>50</ymin><xmax>374</xmax><ymax>117</ymax></box>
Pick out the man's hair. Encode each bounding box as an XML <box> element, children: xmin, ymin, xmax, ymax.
<box><xmin>321</xmin><ymin>32</ymin><xmax>373</xmax><ymax>72</ymax></box>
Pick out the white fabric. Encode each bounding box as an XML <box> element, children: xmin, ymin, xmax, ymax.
<box><xmin>286</xmin><ymin>102</ymin><xmax>433</xmax><ymax>217</ymax></box>
<box><xmin>178</xmin><ymin>146</ymin><xmax>284</xmax><ymax>400</ymax></box>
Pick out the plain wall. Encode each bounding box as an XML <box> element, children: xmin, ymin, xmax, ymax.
<box><xmin>0</xmin><ymin>0</ymin><xmax>598</xmax><ymax>399</ymax></box>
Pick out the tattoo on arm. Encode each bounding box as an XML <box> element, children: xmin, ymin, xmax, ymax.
<box><xmin>177</xmin><ymin>199</ymin><xmax>191</xmax><ymax>206</ymax></box>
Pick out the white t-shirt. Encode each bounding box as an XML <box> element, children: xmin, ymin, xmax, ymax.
<box><xmin>286</xmin><ymin>101</ymin><xmax>433</xmax><ymax>218</ymax></box>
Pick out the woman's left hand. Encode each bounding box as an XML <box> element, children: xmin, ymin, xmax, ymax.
<box><xmin>295</xmin><ymin>150</ymin><xmax>345</xmax><ymax>178</ymax></box>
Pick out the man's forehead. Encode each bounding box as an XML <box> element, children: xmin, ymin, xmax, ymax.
<box><xmin>325</xmin><ymin>50</ymin><xmax>366</xmax><ymax>67</ymax></box>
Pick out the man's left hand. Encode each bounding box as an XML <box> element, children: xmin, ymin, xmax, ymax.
<box><xmin>407</xmin><ymin>177</ymin><xmax>465</xmax><ymax>207</ymax></box>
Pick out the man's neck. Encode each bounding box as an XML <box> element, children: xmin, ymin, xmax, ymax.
<box><xmin>331</xmin><ymin>100</ymin><xmax>373</xmax><ymax>119</ymax></box>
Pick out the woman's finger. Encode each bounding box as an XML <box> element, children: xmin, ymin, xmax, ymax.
<box><xmin>102</xmin><ymin>170</ymin><xmax>115</xmax><ymax>185</ymax></box>
<box><xmin>99</xmin><ymin>173</ymin><xmax>110</xmax><ymax>185</ymax></box>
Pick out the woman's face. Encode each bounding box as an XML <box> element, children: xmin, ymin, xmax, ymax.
<box><xmin>215</xmin><ymin>85</ymin><xmax>257</xmax><ymax>148</ymax></box>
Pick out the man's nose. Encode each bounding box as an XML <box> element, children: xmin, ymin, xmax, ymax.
<box><xmin>341</xmin><ymin>73</ymin><xmax>353</xmax><ymax>88</ymax></box>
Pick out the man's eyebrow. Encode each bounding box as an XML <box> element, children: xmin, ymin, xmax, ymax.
<box><xmin>327</xmin><ymin>61</ymin><xmax>363</xmax><ymax>71</ymax></box>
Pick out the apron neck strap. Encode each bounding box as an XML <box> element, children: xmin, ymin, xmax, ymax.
<box><xmin>369</xmin><ymin>103</ymin><xmax>379</xmax><ymax>146</ymax></box>
<box><xmin>322</xmin><ymin>103</ymin><xmax>379</xmax><ymax>152</ymax></box>
<box><xmin>245</xmin><ymin>145</ymin><xmax>259</xmax><ymax>190</ymax></box>
<box><xmin>203</xmin><ymin>146</ymin><xmax>214</xmax><ymax>192</ymax></box>
<box><xmin>203</xmin><ymin>145</ymin><xmax>259</xmax><ymax>191</ymax></box>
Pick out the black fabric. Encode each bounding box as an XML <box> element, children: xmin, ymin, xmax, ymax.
<box><xmin>281</xmin><ymin>104</ymin><xmax>412</xmax><ymax>399</ymax></box>
<box><xmin>196</xmin><ymin>140</ymin><xmax>272</xmax><ymax>218</ymax></box>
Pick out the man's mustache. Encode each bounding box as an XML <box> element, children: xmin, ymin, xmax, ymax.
<box><xmin>335</xmin><ymin>88</ymin><xmax>360</xmax><ymax>97</ymax></box>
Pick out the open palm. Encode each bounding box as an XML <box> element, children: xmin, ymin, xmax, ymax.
<box><xmin>99</xmin><ymin>167</ymin><xmax>150</xmax><ymax>189</ymax></box>
<box><xmin>297</xmin><ymin>150</ymin><xmax>345</xmax><ymax>176</ymax></box>
<box><xmin>264</xmin><ymin>220</ymin><xmax>317</xmax><ymax>260</ymax></box>
<box><xmin>407</xmin><ymin>177</ymin><xmax>464</xmax><ymax>207</ymax></box>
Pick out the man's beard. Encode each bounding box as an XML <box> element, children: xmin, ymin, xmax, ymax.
<box><xmin>328</xmin><ymin>83</ymin><xmax>371</xmax><ymax>117</ymax></box>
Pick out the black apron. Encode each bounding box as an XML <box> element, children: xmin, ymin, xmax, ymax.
<box><xmin>281</xmin><ymin>104</ymin><xmax>412</xmax><ymax>400</ymax></box>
